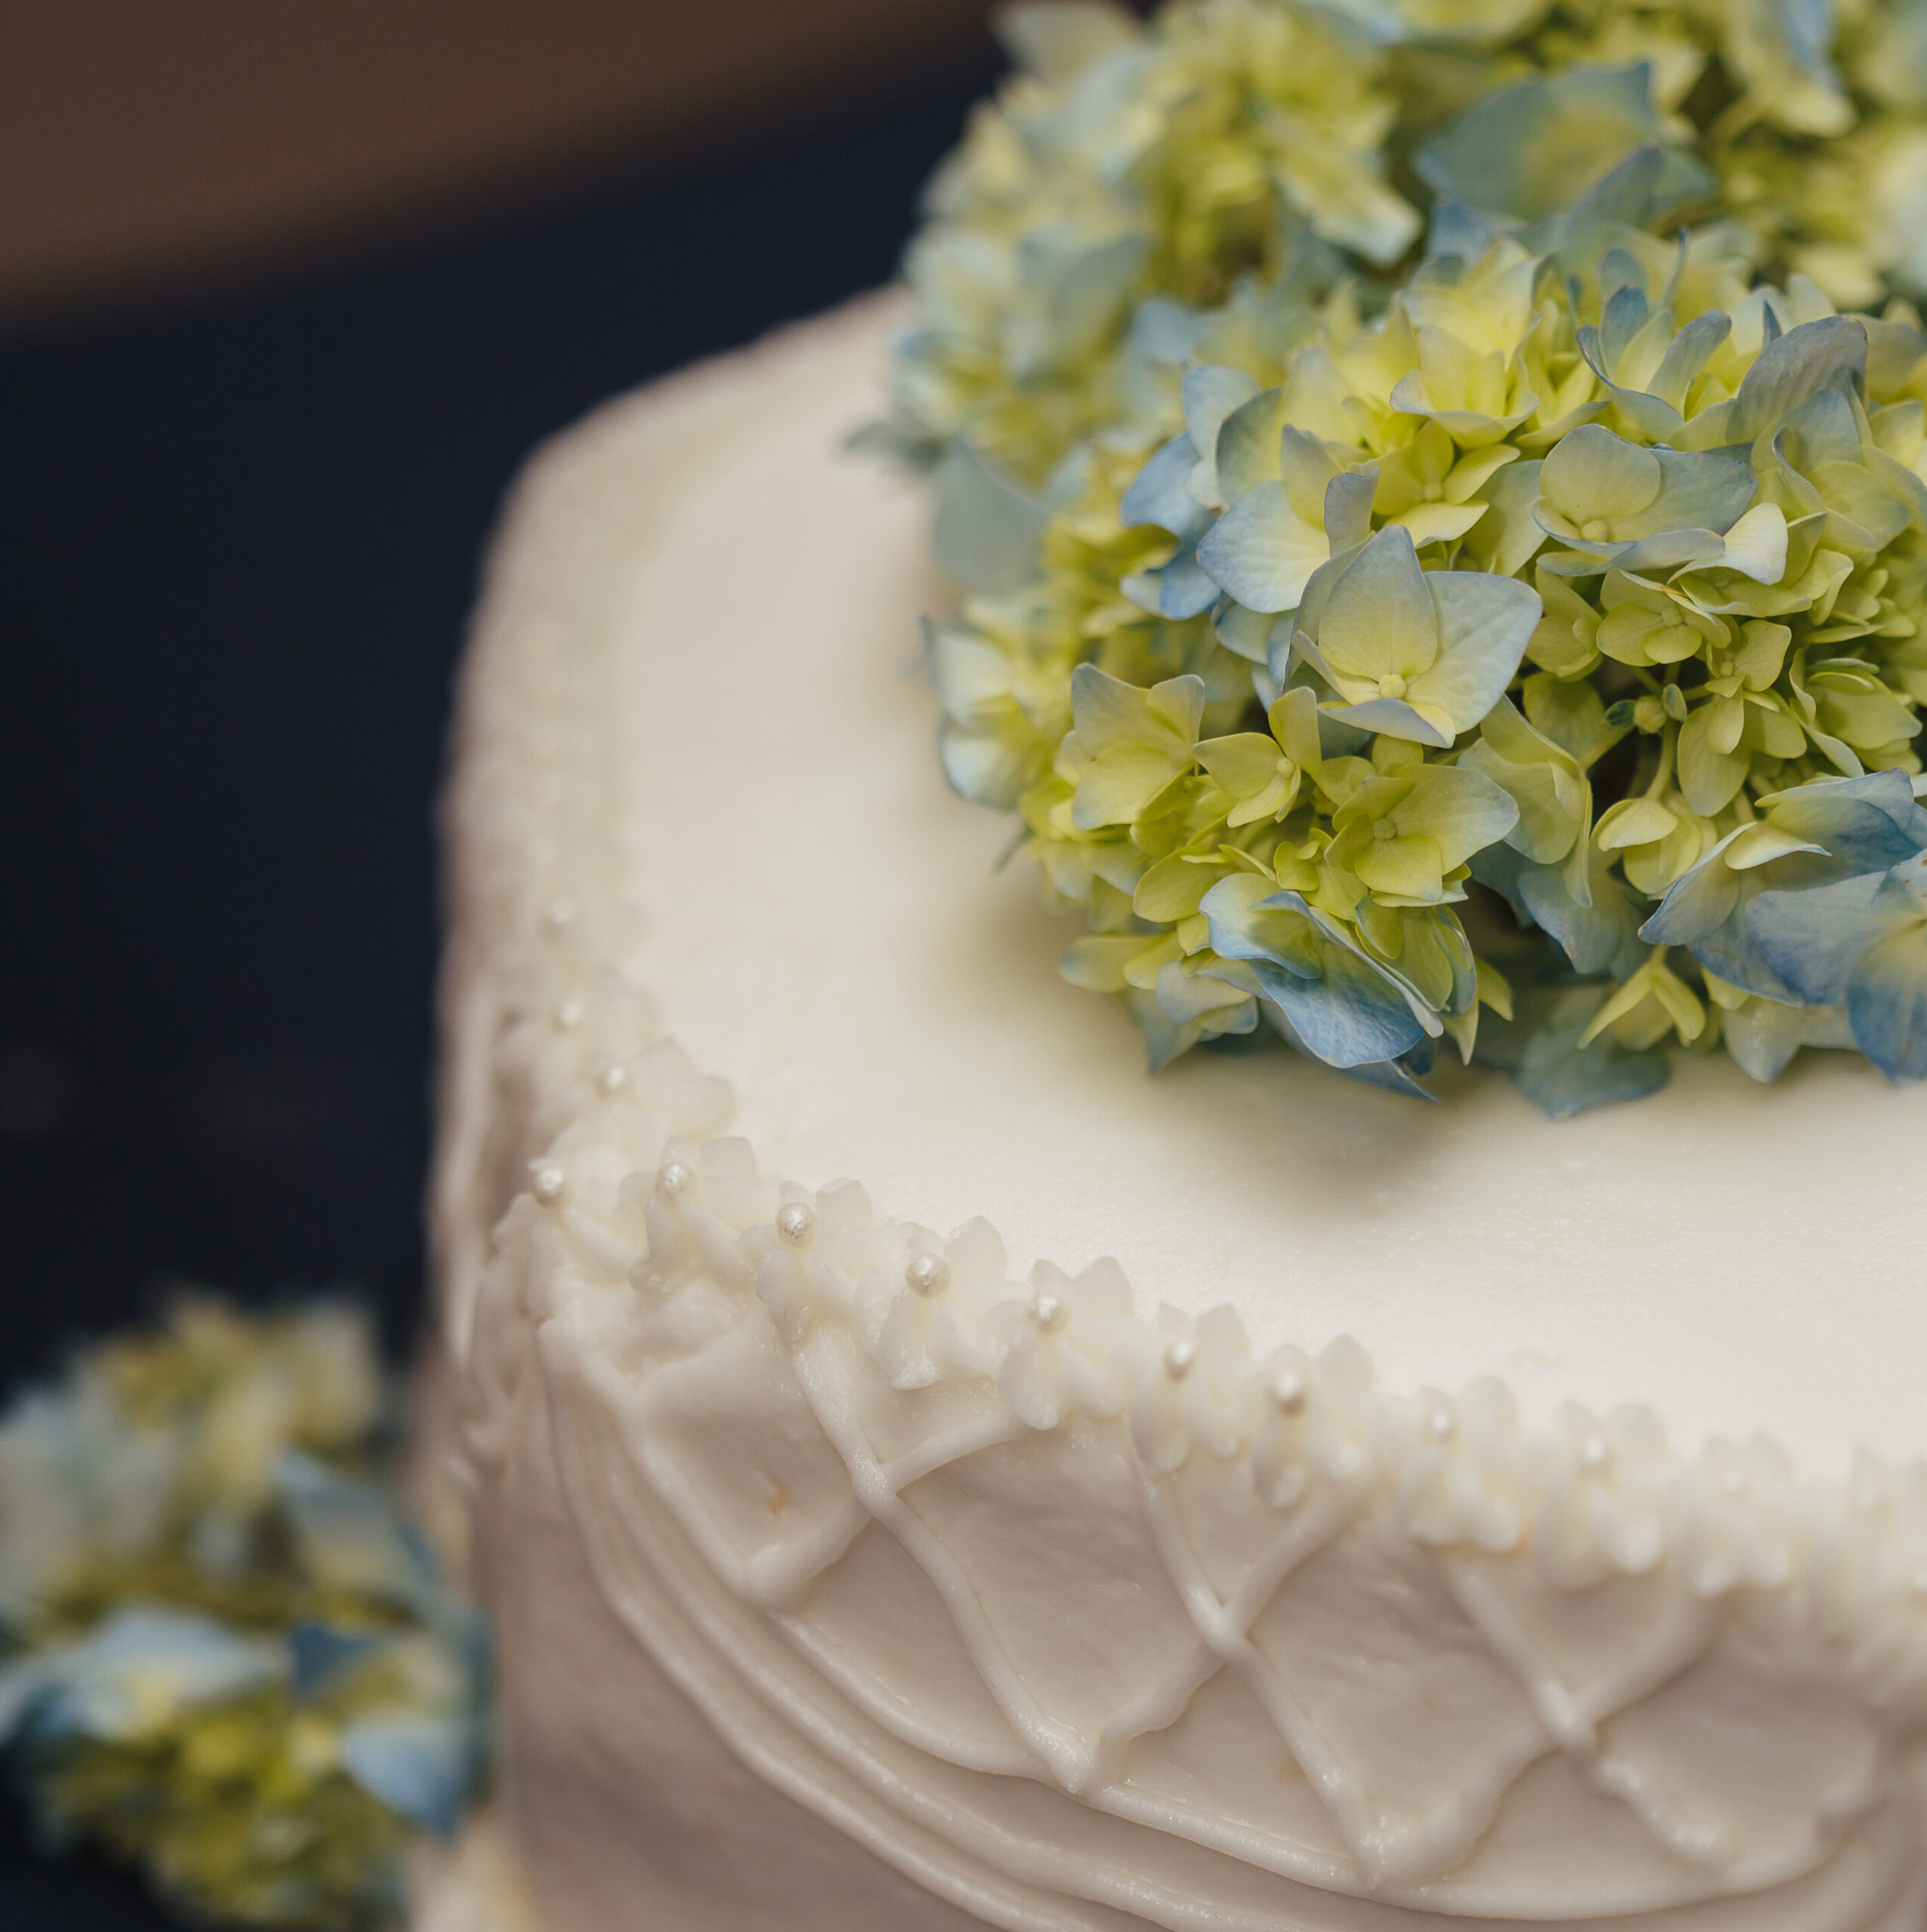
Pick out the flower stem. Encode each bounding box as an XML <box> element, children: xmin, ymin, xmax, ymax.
<box><xmin>1642</xmin><ymin>721</ymin><xmax>1677</xmax><ymax>799</ymax></box>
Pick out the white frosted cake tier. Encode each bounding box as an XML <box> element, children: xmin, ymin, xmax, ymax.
<box><xmin>435</xmin><ymin>297</ymin><xmax>1927</xmax><ymax>1932</ymax></box>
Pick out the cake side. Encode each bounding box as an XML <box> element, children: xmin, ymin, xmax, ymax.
<box><xmin>436</xmin><ymin>299</ymin><xmax>1927</xmax><ymax>1930</ymax></box>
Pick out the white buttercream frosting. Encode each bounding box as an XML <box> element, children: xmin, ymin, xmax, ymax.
<box><xmin>435</xmin><ymin>297</ymin><xmax>1927</xmax><ymax>1932</ymax></box>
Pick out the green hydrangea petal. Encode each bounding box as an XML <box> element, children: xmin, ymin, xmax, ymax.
<box><xmin>1313</xmin><ymin>525</ymin><xmax>1439</xmax><ymax>685</ymax></box>
<box><xmin>1408</xmin><ymin>571</ymin><xmax>1544</xmax><ymax>734</ymax></box>
<box><xmin>1417</xmin><ymin>64</ymin><xmax>1677</xmax><ymax>226</ymax></box>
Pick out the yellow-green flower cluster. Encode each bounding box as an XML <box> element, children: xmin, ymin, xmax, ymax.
<box><xmin>886</xmin><ymin>0</ymin><xmax>1927</xmax><ymax>491</ymax></box>
<box><xmin>0</xmin><ymin>1298</ymin><xmax>486</xmax><ymax>1930</ymax></box>
<box><xmin>928</xmin><ymin>220</ymin><xmax>1927</xmax><ymax>1108</ymax></box>
<box><xmin>889</xmin><ymin>0</ymin><xmax>1414</xmax><ymax>481</ymax></box>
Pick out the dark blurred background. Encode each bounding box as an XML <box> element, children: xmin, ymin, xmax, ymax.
<box><xmin>0</xmin><ymin>4</ymin><xmax>1005</xmax><ymax>1918</ymax></box>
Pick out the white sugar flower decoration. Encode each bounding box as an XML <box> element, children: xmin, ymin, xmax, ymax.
<box><xmin>1675</xmin><ymin>1436</ymin><xmax>1805</xmax><ymax>1598</ymax></box>
<box><xmin>1249</xmin><ymin>1339</ymin><xmax>1373</xmax><ymax>1509</ymax></box>
<box><xmin>984</xmin><ymin>1257</ymin><xmax>1136</xmax><ymax>1430</ymax></box>
<box><xmin>853</xmin><ymin>1217</ymin><xmax>1006</xmax><ymax>1389</ymax></box>
<box><xmin>1395</xmin><ymin>1377</ymin><xmax>1527</xmax><ymax>1555</ymax></box>
<box><xmin>1535</xmin><ymin>1403</ymin><xmax>1672</xmax><ymax>1589</ymax></box>
<box><xmin>627</xmin><ymin>1137</ymin><xmax>756</xmax><ymax>1294</ymax></box>
<box><xmin>1127</xmin><ymin>1304</ymin><xmax>1260</xmax><ymax>1472</ymax></box>
<box><xmin>747</xmin><ymin>1180</ymin><xmax>881</xmax><ymax>1343</ymax></box>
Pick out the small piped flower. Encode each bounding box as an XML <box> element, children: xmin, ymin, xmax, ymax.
<box><xmin>854</xmin><ymin>1218</ymin><xmax>1005</xmax><ymax>1389</ymax></box>
<box><xmin>1676</xmin><ymin>1435</ymin><xmax>1805</xmax><ymax>1598</ymax></box>
<box><xmin>1250</xmin><ymin>1340</ymin><xmax>1372</xmax><ymax>1509</ymax></box>
<box><xmin>1536</xmin><ymin>1401</ymin><xmax>1673</xmax><ymax>1587</ymax></box>
<box><xmin>631</xmin><ymin>1139</ymin><xmax>756</xmax><ymax>1294</ymax></box>
<box><xmin>1395</xmin><ymin>1378</ymin><xmax>1527</xmax><ymax>1554</ymax></box>
<box><xmin>984</xmin><ymin>1258</ymin><xmax>1137</xmax><ymax>1430</ymax></box>
<box><xmin>749</xmin><ymin>1188</ymin><xmax>873</xmax><ymax>1342</ymax></box>
<box><xmin>754</xmin><ymin>1245</ymin><xmax>844</xmax><ymax>1344</ymax></box>
<box><xmin>1127</xmin><ymin>1304</ymin><xmax>1259</xmax><ymax>1471</ymax></box>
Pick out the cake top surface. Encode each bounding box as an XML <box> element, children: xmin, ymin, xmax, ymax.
<box><xmin>506</xmin><ymin>302</ymin><xmax>1927</xmax><ymax>1479</ymax></box>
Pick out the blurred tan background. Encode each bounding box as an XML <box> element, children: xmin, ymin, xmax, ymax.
<box><xmin>0</xmin><ymin>0</ymin><xmax>1001</xmax><ymax>322</ymax></box>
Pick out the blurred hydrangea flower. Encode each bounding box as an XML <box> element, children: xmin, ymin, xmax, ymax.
<box><xmin>881</xmin><ymin>0</ymin><xmax>1927</xmax><ymax>514</ymax></box>
<box><xmin>878</xmin><ymin>0</ymin><xmax>1418</xmax><ymax>485</ymax></box>
<box><xmin>0</xmin><ymin>1298</ymin><xmax>486</xmax><ymax>1930</ymax></box>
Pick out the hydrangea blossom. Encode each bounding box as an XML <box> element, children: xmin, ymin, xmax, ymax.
<box><xmin>928</xmin><ymin>214</ymin><xmax>1927</xmax><ymax>1110</ymax></box>
<box><xmin>884</xmin><ymin>0</ymin><xmax>1414</xmax><ymax>482</ymax></box>
<box><xmin>883</xmin><ymin>0</ymin><xmax>1927</xmax><ymax>492</ymax></box>
<box><xmin>0</xmin><ymin>1298</ymin><xmax>487</xmax><ymax>1930</ymax></box>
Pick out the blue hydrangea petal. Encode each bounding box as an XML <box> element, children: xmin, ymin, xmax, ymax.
<box><xmin>1639</xmin><ymin>832</ymin><xmax>1750</xmax><ymax>946</ymax></box>
<box><xmin>1637</xmin><ymin>450</ymin><xmax>1759</xmax><ymax>540</ymax></box>
<box><xmin>1322</xmin><ymin>697</ymin><xmax>1454</xmax><ymax>747</ymax></box>
<box><xmin>932</xmin><ymin>443</ymin><xmax>1051</xmax><ymax>592</ymax></box>
<box><xmin>340</xmin><ymin>1714</ymin><xmax>477</xmax><ymax>1839</ymax></box>
<box><xmin>1726</xmin><ymin>315</ymin><xmax>1869</xmax><ymax>446</ymax></box>
<box><xmin>289</xmin><ymin>1623</ymin><xmax>385</xmax><ymax>1703</ymax></box>
<box><xmin>7</xmin><ymin>1608</ymin><xmax>282</xmax><ymax>1746</ymax></box>
<box><xmin>1848</xmin><ymin>921</ymin><xmax>1927</xmax><ymax>1081</ymax></box>
<box><xmin>1515</xmin><ymin>1020</ymin><xmax>1672</xmax><ymax>1118</ymax></box>
<box><xmin>1200</xmin><ymin>872</ymin><xmax>1314</xmax><ymax>973</ymax></box>
<box><xmin>1323</xmin><ymin>471</ymin><xmax>1378</xmax><ymax>553</ymax></box>
<box><xmin>1744</xmin><ymin>869</ymin><xmax>1903</xmax><ymax>1004</ymax></box>
<box><xmin>278</xmin><ymin>1453</ymin><xmax>438</xmax><ymax>1614</ymax></box>
<box><xmin>1159</xmin><ymin>540</ymin><xmax>1227</xmax><ymax>618</ymax></box>
<box><xmin>1520</xmin><ymin>856</ymin><xmax>1647</xmax><ymax>978</ymax></box>
<box><xmin>1759</xmin><ymin>769</ymin><xmax>1927</xmax><ymax>865</ymax></box>
<box><xmin>1475</xmin><ymin>982</ymin><xmax>1671</xmax><ymax>1116</ymax></box>
<box><xmin>1251</xmin><ymin>952</ymin><xmax>1428</xmax><ymax>1068</ymax></box>
<box><xmin>1201</xmin><ymin>875</ymin><xmax>1428</xmax><ymax>1066</ymax></box>
<box><xmin>1181</xmin><ymin>366</ymin><xmax>1263</xmax><ymax>480</ymax></box>
<box><xmin>1196</xmin><ymin>480</ymin><xmax>1330</xmax><ymax>614</ymax></box>
<box><xmin>1330</xmin><ymin>1051</ymin><xmax>1441</xmax><ymax>1100</ymax></box>
<box><xmin>1120</xmin><ymin>432</ymin><xmax>1208</xmax><ymax>538</ymax></box>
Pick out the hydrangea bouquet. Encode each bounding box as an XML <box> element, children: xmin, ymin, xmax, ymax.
<box><xmin>905</xmin><ymin>0</ymin><xmax>1927</xmax><ymax>1113</ymax></box>
<box><xmin>883</xmin><ymin>0</ymin><xmax>1927</xmax><ymax>485</ymax></box>
<box><xmin>0</xmin><ymin>1298</ymin><xmax>486</xmax><ymax>1929</ymax></box>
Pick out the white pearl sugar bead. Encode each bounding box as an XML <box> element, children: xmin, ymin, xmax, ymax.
<box><xmin>531</xmin><ymin>1165</ymin><xmax>566</xmax><ymax>1208</ymax></box>
<box><xmin>543</xmin><ymin>896</ymin><xmax>576</xmax><ymax>931</ymax></box>
<box><xmin>596</xmin><ymin>1064</ymin><xmax>629</xmax><ymax>1095</ymax></box>
<box><xmin>1579</xmin><ymin>1433</ymin><xmax>1611</xmax><ymax>1473</ymax></box>
<box><xmin>1427</xmin><ymin>1407</ymin><xmax>1454</xmax><ymax>1443</ymax></box>
<box><xmin>1271</xmin><ymin>1369</ymin><xmax>1307</xmax><ymax>1415</ymax></box>
<box><xmin>1030</xmin><ymin>1291</ymin><xmax>1066</xmax><ymax>1332</ymax></box>
<box><xmin>655</xmin><ymin>1159</ymin><xmax>694</xmax><ymax>1202</ymax></box>
<box><xmin>555</xmin><ymin>998</ymin><xmax>584</xmax><ymax>1029</ymax></box>
<box><xmin>776</xmin><ymin>1202</ymin><xmax>815</xmax><ymax>1248</ymax></box>
<box><xmin>905</xmin><ymin>1252</ymin><xmax>950</xmax><ymax>1297</ymax></box>
<box><xmin>1162</xmin><ymin>1340</ymin><xmax>1196</xmax><ymax>1381</ymax></box>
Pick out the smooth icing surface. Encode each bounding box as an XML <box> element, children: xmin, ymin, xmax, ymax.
<box><xmin>436</xmin><ymin>297</ymin><xmax>1927</xmax><ymax>1932</ymax></box>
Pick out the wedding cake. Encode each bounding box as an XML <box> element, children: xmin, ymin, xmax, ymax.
<box><xmin>432</xmin><ymin>5</ymin><xmax>1927</xmax><ymax>1926</ymax></box>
